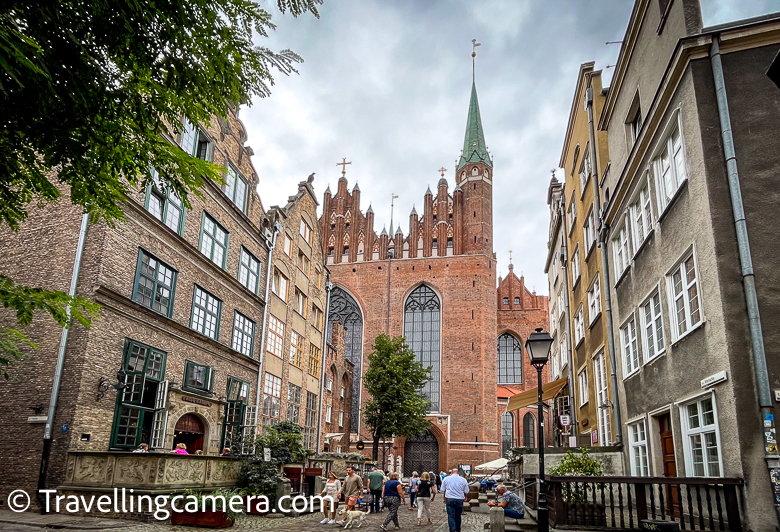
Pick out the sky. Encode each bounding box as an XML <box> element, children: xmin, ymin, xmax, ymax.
<box><xmin>242</xmin><ymin>0</ymin><xmax>779</xmax><ymax>296</ymax></box>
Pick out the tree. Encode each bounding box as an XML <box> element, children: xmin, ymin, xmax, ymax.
<box><xmin>362</xmin><ymin>334</ymin><xmax>432</xmax><ymax>463</ymax></box>
<box><xmin>0</xmin><ymin>0</ymin><xmax>321</xmax><ymax>377</ymax></box>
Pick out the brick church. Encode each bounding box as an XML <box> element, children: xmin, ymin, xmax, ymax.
<box><xmin>320</xmin><ymin>77</ymin><xmax>550</xmax><ymax>475</ymax></box>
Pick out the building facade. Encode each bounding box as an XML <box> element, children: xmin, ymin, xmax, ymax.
<box><xmin>0</xmin><ymin>107</ymin><xmax>269</xmax><ymax>505</ymax></box>
<box><xmin>319</xmin><ymin>79</ymin><xmax>549</xmax><ymax>475</ymax></box>
<box><xmin>320</xmin><ymin>322</ymin><xmax>354</xmax><ymax>453</ymax></box>
<box><xmin>598</xmin><ymin>0</ymin><xmax>780</xmax><ymax>528</ymax></box>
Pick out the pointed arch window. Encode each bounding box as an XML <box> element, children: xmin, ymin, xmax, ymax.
<box><xmin>404</xmin><ymin>285</ymin><xmax>441</xmax><ymax>411</ymax></box>
<box><xmin>498</xmin><ymin>333</ymin><xmax>523</xmax><ymax>384</ymax></box>
<box><xmin>523</xmin><ymin>412</ymin><xmax>536</xmax><ymax>447</ymax></box>
<box><xmin>327</xmin><ymin>287</ymin><xmax>363</xmax><ymax>432</ymax></box>
<box><xmin>501</xmin><ymin>412</ymin><xmax>514</xmax><ymax>456</ymax></box>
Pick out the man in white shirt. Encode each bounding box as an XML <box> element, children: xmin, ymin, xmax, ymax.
<box><xmin>440</xmin><ymin>468</ymin><xmax>470</xmax><ymax>532</ymax></box>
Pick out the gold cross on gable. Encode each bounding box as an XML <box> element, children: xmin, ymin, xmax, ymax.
<box><xmin>439</xmin><ymin>167</ymin><xmax>447</xmax><ymax>178</ymax></box>
<box><xmin>337</xmin><ymin>157</ymin><xmax>352</xmax><ymax>177</ymax></box>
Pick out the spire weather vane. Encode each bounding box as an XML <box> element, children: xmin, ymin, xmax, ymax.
<box><xmin>439</xmin><ymin>167</ymin><xmax>447</xmax><ymax>178</ymax></box>
<box><xmin>472</xmin><ymin>39</ymin><xmax>481</xmax><ymax>81</ymax></box>
<box><xmin>337</xmin><ymin>157</ymin><xmax>352</xmax><ymax>177</ymax></box>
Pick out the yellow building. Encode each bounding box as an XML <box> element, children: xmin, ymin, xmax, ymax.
<box><xmin>558</xmin><ymin>62</ymin><xmax>617</xmax><ymax>447</ymax></box>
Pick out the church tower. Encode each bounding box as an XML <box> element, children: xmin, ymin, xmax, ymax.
<box><xmin>457</xmin><ymin>80</ymin><xmax>494</xmax><ymax>257</ymax></box>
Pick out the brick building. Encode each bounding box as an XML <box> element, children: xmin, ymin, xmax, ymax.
<box><xmin>0</xmin><ymin>107</ymin><xmax>269</xmax><ymax>505</ymax></box>
<box><xmin>320</xmin><ymin>322</ymin><xmax>354</xmax><ymax>453</ymax></box>
<box><xmin>319</xmin><ymin>78</ymin><xmax>549</xmax><ymax>475</ymax></box>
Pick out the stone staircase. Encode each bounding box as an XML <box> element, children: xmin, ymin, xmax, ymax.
<box><xmin>464</xmin><ymin>482</ymin><xmax>537</xmax><ymax>532</ymax></box>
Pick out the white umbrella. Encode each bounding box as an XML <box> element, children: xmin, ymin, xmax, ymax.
<box><xmin>474</xmin><ymin>458</ymin><xmax>508</xmax><ymax>471</ymax></box>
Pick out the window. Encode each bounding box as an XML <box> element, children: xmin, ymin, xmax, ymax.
<box><xmin>288</xmin><ymin>331</ymin><xmax>304</xmax><ymax>367</ymax></box>
<box><xmin>262</xmin><ymin>373</ymin><xmax>281</xmax><ymax>424</ymax></box>
<box><xmin>300</xmin><ymin>219</ymin><xmax>312</xmax><ymax>244</ymax></box>
<box><xmin>403</xmin><ymin>285</ymin><xmax>441</xmax><ymax>411</ymax></box>
<box><xmin>308</xmin><ymin>344</ymin><xmax>321</xmax><ymax>377</ymax></box>
<box><xmin>595</xmin><ymin>351</ymin><xmax>612</xmax><ymax>445</ymax></box>
<box><xmin>501</xmin><ymin>412</ymin><xmax>514</xmax><ymax>456</ymax></box>
<box><xmin>223</xmin><ymin>164</ymin><xmax>248</xmax><ymax>213</ymax></box>
<box><xmin>578</xmin><ymin>369</ymin><xmax>589</xmax><ymax>405</ymax></box>
<box><xmin>180</xmin><ymin>120</ymin><xmax>213</xmax><ymax>161</ymax></box>
<box><xmin>502</xmin><ymin>297</ymin><xmax>509</xmax><ymax>305</ymax></box>
<box><xmin>340</xmin><ymin>385</ymin><xmax>345</xmax><ymax>398</ymax></box>
<box><xmin>630</xmin><ymin>107</ymin><xmax>643</xmax><ymax>144</ymax></box>
<box><xmin>682</xmin><ymin>396</ymin><xmax>722</xmax><ymax>477</ymax></box>
<box><xmin>613</xmin><ymin>221</ymin><xmax>632</xmax><ymax>277</ymax></box>
<box><xmin>266</xmin><ymin>315</ymin><xmax>284</xmax><ymax>358</ymax></box>
<box><xmin>654</xmin><ymin>119</ymin><xmax>686</xmax><ymax>212</ymax></box>
<box><xmin>568</xmin><ymin>199</ymin><xmax>577</xmax><ymax>233</ymax></box>
<box><xmin>297</xmin><ymin>251</ymin><xmax>310</xmax><ymax>277</ymax></box>
<box><xmin>327</xmin><ymin>287</ymin><xmax>363</xmax><ymax>433</ymax></box>
<box><xmin>584</xmin><ymin>208</ymin><xmax>596</xmax><ymax>252</ymax></box>
<box><xmin>573</xmin><ymin>306</ymin><xmax>584</xmax><ymax>346</ymax></box>
<box><xmin>579</xmin><ymin>150</ymin><xmax>590</xmax><ymax>193</ymax></box>
<box><xmin>522</xmin><ymin>413</ymin><xmax>535</xmax><ymax>447</ymax></box>
<box><xmin>497</xmin><ymin>334</ymin><xmax>523</xmax><ymax>384</ymax></box>
<box><xmin>238</xmin><ymin>247</ymin><xmax>260</xmax><ymax>294</ymax></box>
<box><xmin>133</xmin><ymin>249</ymin><xmax>176</xmax><ymax>317</ymax></box>
<box><xmin>110</xmin><ymin>340</ymin><xmax>167</xmax><ymax>449</ymax></box>
<box><xmin>315</xmin><ymin>269</ymin><xmax>322</xmax><ymax>289</ymax></box>
<box><xmin>184</xmin><ymin>361</ymin><xmax>214</xmax><ymax>393</ymax></box>
<box><xmin>621</xmin><ymin>316</ymin><xmax>640</xmax><ymax>376</ymax></box>
<box><xmin>325</xmin><ymin>404</ymin><xmax>332</xmax><ymax>423</ymax></box>
<box><xmin>146</xmin><ymin>168</ymin><xmax>185</xmax><ymax>235</ymax></box>
<box><xmin>641</xmin><ymin>291</ymin><xmax>665</xmax><ymax>363</ymax></box>
<box><xmin>272</xmin><ymin>269</ymin><xmax>288</xmax><ymax>301</ymax></box>
<box><xmin>668</xmin><ymin>253</ymin><xmax>702</xmax><ymax>339</ymax></box>
<box><xmin>629</xmin><ymin>420</ymin><xmax>649</xmax><ymax>476</ymax></box>
<box><xmin>287</xmin><ymin>384</ymin><xmax>301</xmax><ymax>424</ymax></box>
<box><xmin>571</xmin><ymin>246</ymin><xmax>581</xmax><ymax>284</ymax></box>
<box><xmin>222</xmin><ymin>377</ymin><xmax>250</xmax><ymax>448</ymax></box>
<box><xmin>303</xmin><ymin>392</ymin><xmax>318</xmax><ymax>449</ymax></box>
<box><xmin>631</xmin><ymin>181</ymin><xmax>653</xmax><ymax>248</ymax></box>
<box><xmin>514</xmin><ymin>297</ymin><xmax>520</xmax><ymax>305</ymax></box>
<box><xmin>191</xmin><ymin>285</ymin><xmax>221</xmax><ymax>339</ymax></box>
<box><xmin>588</xmin><ymin>277</ymin><xmax>602</xmax><ymax>325</ymax></box>
<box><xmin>338</xmin><ymin>410</ymin><xmax>344</xmax><ymax>428</ymax></box>
<box><xmin>312</xmin><ymin>305</ymin><xmax>324</xmax><ymax>331</ymax></box>
<box><xmin>232</xmin><ymin>311</ymin><xmax>255</xmax><ymax>357</ymax></box>
<box><xmin>200</xmin><ymin>213</ymin><xmax>229</xmax><ymax>268</ymax></box>
<box><xmin>283</xmin><ymin>234</ymin><xmax>292</xmax><ymax>256</ymax></box>
<box><xmin>295</xmin><ymin>289</ymin><xmax>307</xmax><ymax>317</ymax></box>
<box><xmin>326</xmin><ymin>378</ymin><xmax>333</xmax><ymax>392</ymax></box>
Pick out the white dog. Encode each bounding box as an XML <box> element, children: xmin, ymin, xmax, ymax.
<box><xmin>337</xmin><ymin>506</ymin><xmax>369</xmax><ymax>528</ymax></box>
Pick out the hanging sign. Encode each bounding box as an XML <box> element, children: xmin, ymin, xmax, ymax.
<box><xmin>560</xmin><ymin>415</ymin><xmax>571</xmax><ymax>427</ymax></box>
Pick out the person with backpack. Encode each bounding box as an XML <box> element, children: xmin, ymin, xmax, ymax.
<box><xmin>408</xmin><ymin>471</ymin><xmax>419</xmax><ymax>510</ymax></box>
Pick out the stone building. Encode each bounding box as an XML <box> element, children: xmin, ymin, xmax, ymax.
<box><xmin>318</xmin><ymin>77</ymin><xmax>549</xmax><ymax>475</ymax></box>
<box><xmin>0</xmin><ymin>107</ymin><xmax>269</xmax><ymax>505</ymax></box>
<box><xmin>598</xmin><ymin>1</ymin><xmax>780</xmax><ymax>529</ymax></box>
<box><xmin>557</xmin><ymin>63</ymin><xmax>617</xmax><ymax>447</ymax></box>
<box><xmin>260</xmin><ymin>176</ymin><xmax>328</xmax><ymax>451</ymax></box>
<box><xmin>320</xmin><ymin>322</ymin><xmax>354</xmax><ymax>453</ymax></box>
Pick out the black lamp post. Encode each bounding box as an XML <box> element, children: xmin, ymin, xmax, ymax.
<box><xmin>525</xmin><ymin>327</ymin><xmax>553</xmax><ymax>532</ymax></box>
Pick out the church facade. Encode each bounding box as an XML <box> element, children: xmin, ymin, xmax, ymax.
<box><xmin>319</xmin><ymin>80</ymin><xmax>549</xmax><ymax>474</ymax></box>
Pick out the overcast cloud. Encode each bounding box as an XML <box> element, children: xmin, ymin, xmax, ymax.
<box><xmin>243</xmin><ymin>0</ymin><xmax>779</xmax><ymax>296</ymax></box>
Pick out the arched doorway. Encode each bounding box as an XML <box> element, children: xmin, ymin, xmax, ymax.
<box><xmin>404</xmin><ymin>431</ymin><xmax>439</xmax><ymax>477</ymax></box>
<box><xmin>173</xmin><ymin>414</ymin><xmax>205</xmax><ymax>453</ymax></box>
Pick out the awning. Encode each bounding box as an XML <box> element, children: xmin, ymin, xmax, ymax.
<box><xmin>474</xmin><ymin>458</ymin><xmax>508</xmax><ymax>471</ymax></box>
<box><xmin>506</xmin><ymin>377</ymin><xmax>568</xmax><ymax>412</ymax></box>
<box><xmin>324</xmin><ymin>433</ymin><xmax>345</xmax><ymax>440</ymax></box>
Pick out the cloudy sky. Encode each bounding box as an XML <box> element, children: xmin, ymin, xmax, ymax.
<box><xmin>242</xmin><ymin>0</ymin><xmax>778</xmax><ymax>296</ymax></box>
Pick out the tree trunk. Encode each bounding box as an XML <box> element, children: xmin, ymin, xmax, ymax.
<box><xmin>372</xmin><ymin>434</ymin><xmax>380</xmax><ymax>462</ymax></box>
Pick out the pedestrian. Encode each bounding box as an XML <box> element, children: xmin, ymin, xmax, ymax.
<box><xmin>432</xmin><ymin>470</ymin><xmax>442</xmax><ymax>491</ymax></box>
<box><xmin>488</xmin><ymin>485</ymin><xmax>525</xmax><ymax>519</ymax></box>
<box><xmin>441</xmin><ymin>468</ymin><xmax>469</xmax><ymax>532</ymax></box>
<box><xmin>380</xmin><ymin>472</ymin><xmax>405</xmax><ymax>531</ymax></box>
<box><xmin>172</xmin><ymin>443</ymin><xmax>188</xmax><ymax>455</ymax></box>
<box><xmin>367</xmin><ymin>465</ymin><xmax>386</xmax><ymax>514</ymax></box>
<box><xmin>220</xmin><ymin>447</ymin><xmax>232</xmax><ymax>457</ymax></box>
<box><xmin>195</xmin><ymin>450</ymin><xmax>203</xmax><ymax>456</ymax></box>
<box><xmin>416</xmin><ymin>472</ymin><xmax>436</xmax><ymax>525</ymax></box>
<box><xmin>133</xmin><ymin>443</ymin><xmax>149</xmax><ymax>453</ymax></box>
<box><xmin>338</xmin><ymin>466</ymin><xmax>363</xmax><ymax>526</ymax></box>
<box><xmin>319</xmin><ymin>471</ymin><xmax>341</xmax><ymax>524</ymax></box>
<box><xmin>408</xmin><ymin>471</ymin><xmax>419</xmax><ymax>510</ymax></box>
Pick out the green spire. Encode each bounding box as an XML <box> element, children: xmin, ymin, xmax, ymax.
<box><xmin>457</xmin><ymin>81</ymin><xmax>492</xmax><ymax>170</ymax></box>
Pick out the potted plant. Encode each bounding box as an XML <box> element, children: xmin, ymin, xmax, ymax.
<box><xmin>549</xmin><ymin>448</ymin><xmax>606</xmax><ymax>525</ymax></box>
<box><xmin>170</xmin><ymin>488</ymin><xmax>240</xmax><ymax>528</ymax></box>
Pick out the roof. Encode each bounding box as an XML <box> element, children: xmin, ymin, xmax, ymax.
<box><xmin>498</xmin><ymin>385</ymin><xmax>524</xmax><ymax>398</ymax></box>
<box><xmin>457</xmin><ymin>82</ymin><xmax>492</xmax><ymax>170</ymax></box>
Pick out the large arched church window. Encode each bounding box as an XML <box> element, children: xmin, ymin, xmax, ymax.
<box><xmin>523</xmin><ymin>412</ymin><xmax>536</xmax><ymax>447</ymax></box>
<box><xmin>403</xmin><ymin>285</ymin><xmax>441</xmax><ymax>412</ymax></box>
<box><xmin>327</xmin><ymin>287</ymin><xmax>363</xmax><ymax>433</ymax></box>
<box><xmin>501</xmin><ymin>411</ymin><xmax>514</xmax><ymax>456</ymax></box>
<box><xmin>497</xmin><ymin>333</ymin><xmax>523</xmax><ymax>384</ymax></box>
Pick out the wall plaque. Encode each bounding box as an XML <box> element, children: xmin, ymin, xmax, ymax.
<box><xmin>182</xmin><ymin>396</ymin><xmax>212</xmax><ymax>407</ymax></box>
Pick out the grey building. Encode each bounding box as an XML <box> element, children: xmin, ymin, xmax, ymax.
<box><xmin>599</xmin><ymin>0</ymin><xmax>780</xmax><ymax>528</ymax></box>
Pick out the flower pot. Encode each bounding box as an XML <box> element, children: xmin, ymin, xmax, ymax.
<box><xmin>243</xmin><ymin>495</ymin><xmax>269</xmax><ymax>516</ymax></box>
<box><xmin>171</xmin><ymin>511</ymin><xmax>199</xmax><ymax>526</ymax></box>
<box><xmin>196</xmin><ymin>510</ymin><xmax>234</xmax><ymax>528</ymax></box>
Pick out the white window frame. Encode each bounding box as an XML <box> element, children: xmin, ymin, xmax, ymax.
<box><xmin>338</xmin><ymin>410</ymin><xmax>344</xmax><ymax>428</ymax></box>
<box><xmin>621</xmin><ymin>314</ymin><xmax>640</xmax><ymax>377</ymax></box>
<box><xmin>568</xmin><ymin>199</ymin><xmax>577</xmax><ymax>234</ymax></box>
<box><xmin>680</xmin><ymin>394</ymin><xmax>723</xmax><ymax>477</ymax></box>
<box><xmin>612</xmin><ymin>218</ymin><xmax>632</xmax><ymax>279</ymax></box>
<box><xmin>640</xmin><ymin>289</ymin><xmax>665</xmax><ymax>363</ymax></box>
<box><xmin>326</xmin><ymin>378</ymin><xmax>333</xmax><ymax>392</ymax></box>
<box><xmin>653</xmin><ymin>111</ymin><xmax>687</xmax><ymax>214</ymax></box>
<box><xmin>340</xmin><ymin>386</ymin><xmax>345</xmax><ymax>398</ymax></box>
<box><xmin>583</xmin><ymin>207</ymin><xmax>596</xmax><ymax>253</ymax></box>
<box><xmin>594</xmin><ymin>351</ymin><xmax>612</xmax><ymax>445</ymax></box>
<box><xmin>587</xmin><ymin>276</ymin><xmax>602</xmax><ymax>326</ymax></box>
<box><xmin>578</xmin><ymin>368</ymin><xmax>589</xmax><ymax>406</ymax></box>
<box><xmin>283</xmin><ymin>234</ymin><xmax>293</xmax><ymax>256</ymax></box>
<box><xmin>579</xmin><ymin>148</ymin><xmax>591</xmax><ymax>196</ymax></box>
<box><xmin>666</xmin><ymin>248</ymin><xmax>703</xmax><ymax>342</ymax></box>
<box><xmin>325</xmin><ymin>404</ymin><xmax>332</xmax><ymax>423</ymax></box>
<box><xmin>571</xmin><ymin>246</ymin><xmax>581</xmax><ymax>285</ymax></box>
<box><xmin>628</xmin><ymin>419</ymin><xmax>650</xmax><ymax>477</ymax></box>
<box><xmin>630</xmin><ymin>178</ymin><xmax>653</xmax><ymax>251</ymax></box>
<box><xmin>573</xmin><ymin>306</ymin><xmax>584</xmax><ymax>346</ymax></box>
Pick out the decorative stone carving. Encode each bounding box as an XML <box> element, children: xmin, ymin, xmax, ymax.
<box><xmin>75</xmin><ymin>456</ymin><xmax>107</xmax><ymax>482</ymax></box>
<box><xmin>212</xmin><ymin>461</ymin><xmax>238</xmax><ymax>482</ymax></box>
<box><xmin>115</xmin><ymin>458</ymin><xmax>149</xmax><ymax>483</ymax></box>
<box><xmin>165</xmin><ymin>459</ymin><xmax>204</xmax><ymax>484</ymax></box>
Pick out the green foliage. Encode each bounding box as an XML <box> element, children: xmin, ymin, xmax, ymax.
<box><xmin>549</xmin><ymin>448</ymin><xmax>605</xmax><ymax>503</ymax></box>
<box><xmin>0</xmin><ymin>274</ymin><xmax>100</xmax><ymax>379</ymax></box>
<box><xmin>0</xmin><ymin>0</ymin><xmax>322</xmax><ymax>229</ymax></box>
<box><xmin>362</xmin><ymin>334</ymin><xmax>432</xmax><ymax>461</ymax></box>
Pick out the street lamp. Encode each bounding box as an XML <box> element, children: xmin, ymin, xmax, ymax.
<box><xmin>526</xmin><ymin>327</ymin><xmax>553</xmax><ymax>532</ymax></box>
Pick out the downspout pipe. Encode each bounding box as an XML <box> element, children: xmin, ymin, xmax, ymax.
<box><xmin>255</xmin><ymin>220</ymin><xmax>282</xmax><ymax>418</ymax></box>
<box><xmin>586</xmin><ymin>85</ymin><xmax>623</xmax><ymax>445</ymax></box>
<box><xmin>710</xmin><ymin>37</ymin><xmax>780</xmax><ymax>525</ymax></box>
<box><xmin>37</xmin><ymin>213</ymin><xmax>89</xmax><ymax>511</ymax></box>
<box><xmin>558</xmin><ymin>196</ymin><xmax>578</xmax><ymax>441</ymax></box>
<box><xmin>316</xmin><ymin>275</ymin><xmax>333</xmax><ymax>453</ymax></box>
